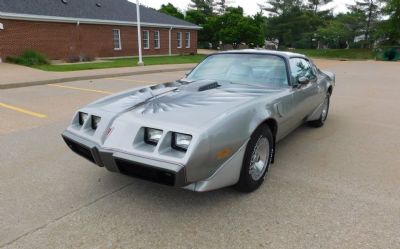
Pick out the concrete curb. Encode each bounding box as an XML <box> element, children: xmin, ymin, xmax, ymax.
<box><xmin>0</xmin><ymin>66</ymin><xmax>194</xmax><ymax>90</ymax></box>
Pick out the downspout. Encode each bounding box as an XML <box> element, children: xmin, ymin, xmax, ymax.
<box><xmin>0</xmin><ymin>22</ymin><xmax>3</xmax><ymax>63</ymax></box>
<box><xmin>169</xmin><ymin>27</ymin><xmax>173</xmax><ymax>56</ymax></box>
<box><xmin>75</xmin><ymin>20</ymin><xmax>80</xmax><ymax>60</ymax></box>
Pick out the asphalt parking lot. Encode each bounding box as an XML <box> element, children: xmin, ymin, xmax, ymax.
<box><xmin>1</xmin><ymin>60</ymin><xmax>400</xmax><ymax>249</ymax></box>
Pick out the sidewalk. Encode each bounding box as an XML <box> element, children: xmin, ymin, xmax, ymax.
<box><xmin>197</xmin><ymin>49</ymin><xmax>217</xmax><ymax>55</ymax></box>
<box><xmin>0</xmin><ymin>63</ymin><xmax>197</xmax><ymax>89</ymax></box>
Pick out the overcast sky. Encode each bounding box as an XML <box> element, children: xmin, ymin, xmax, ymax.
<box><xmin>133</xmin><ymin>0</ymin><xmax>356</xmax><ymax>16</ymax></box>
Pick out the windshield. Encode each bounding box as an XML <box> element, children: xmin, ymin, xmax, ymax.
<box><xmin>186</xmin><ymin>53</ymin><xmax>289</xmax><ymax>88</ymax></box>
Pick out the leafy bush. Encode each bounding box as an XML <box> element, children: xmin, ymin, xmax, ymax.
<box><xmin>292</xmin><ymin>38</ymin><xmax>313</xmax><ymax>49</ymax></box>
<box><xmin>385</xmin><ymin>49</ymin><xmax>396</xmax><ymax>61</ymax></box>
<box><xmin>198</xmin><ymin>42</ymin><xmax>211</xmax><ymax>49</ymax></box>
<box><xmin>7</xmin><ymin>50</ymin><xmax>49</xmax><ymax>66</ymax></box>
<box><xmin>376</xmin><ymin>47</ymin><xmax>400</xmax><ymax>61</ymax></box>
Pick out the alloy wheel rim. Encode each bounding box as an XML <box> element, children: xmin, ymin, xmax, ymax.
<box><xmin>249</xmin><ymin>137</ymin><xmax>269</xmax><ymax>181</ymax></box>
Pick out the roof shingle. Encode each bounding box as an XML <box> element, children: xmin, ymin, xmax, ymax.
<box><xmin>0</xmin><ymin>0</ymin><xmax>199</xmax><ymax>29</ymax></box>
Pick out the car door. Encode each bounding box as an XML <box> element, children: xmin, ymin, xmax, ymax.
<box><xmin>289</xmin><ymin>57</ymin><xmax>320</xmax><ymax>121</ymax></box>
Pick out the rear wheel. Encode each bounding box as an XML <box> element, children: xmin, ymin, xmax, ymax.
<box><xmin>309</xmin><ymin>93</ymin><xmax>330</xmax><ymax>128</ymax></box>
<box><xmin>235</xmin><ymin>125</ymin><xmax>274</xmax><ymax>193</ymax></box>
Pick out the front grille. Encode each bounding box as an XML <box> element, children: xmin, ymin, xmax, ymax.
<box><xmin>115</xmin><ymin>158</ymin><xmax>175</xmax><ymax>186</ymax></box>
<box><xmin>63</xmin><ymin>137</ymin><xmax>95</xmax><ymax>163</ymax></box>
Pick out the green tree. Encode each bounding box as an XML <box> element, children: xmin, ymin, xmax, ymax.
<box><xmin>215</xmin><ymin>0</ymin><xmax>233</xmax><ymax>14</ymax></box>
<box><xmin>349</xmin><ymin>0</ymin><xmax>382</xmax><ymax>46</ymax></box>
<box><xmin>263</xmin><ymin>0</ymin><xmax>304</xmax><ymax>16</ymax></box>
<box><xmin>200</xmin><ymin>15</ymin><xmax>221</xmax><ymax>44</ymax></box>
<box><xmin>307</xmin><ymin>0</ymin><xmax>333</xmax><ymax>13</ymax></box>
<box><xmin>189</xmin><ymin>0</ymin><xmax>216</xmax><ymax>16</ymax></box>
<box><xmin>185</xmin><ymin>9</ymin><xmax>212</xmax><ymax>44</ymax></box>
<box><xmin>217</xmin><ymin>7</ymin><xmax>265</xmax><ymax>48</ymax></box>
<box><xmin>316</xmin><ymin>20</ymin><xmax>352</xmax><ymax>48</ymax></box>
<box><xmin>185</xmin><ymin>9</ymin><xmax>208</xmax><ymax>25</ymax></box>
<box><xmin>335</xmin><ymin>11</ymin><xmax>366</xmax><ymax>45</ymax></box>
<box><xmin>377</xmin><ymin>0</ymin><xmax>400</xmax><ymax>45</ymax></box>
<box><xmin>264</xmin><ymin>4</ymin><xmax>321</xmax><ymax>48</ymax></box>
<box><xmin>263</xmin><ymin>0</ymin><xmax>323</xmax><ymax>48</ymax></box>
<box><xmin>159</xmin><ymin>3</ymin><xmax>185</xmax><ymax>20</ymax></box>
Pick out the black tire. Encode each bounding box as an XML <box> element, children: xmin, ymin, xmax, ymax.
<box><xmin>235</xmin><ymin>125</ymin><xmax>274</xmax><ymax>193</ymax></box>
<box><xmin>308</xmin><ymin>93</ymin><xmax>330</xmax><ymax>128</ymax></box>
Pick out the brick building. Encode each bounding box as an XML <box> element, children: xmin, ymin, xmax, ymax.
<box><xmin>0</xmin><ymin>0</ymin><xmax>200</xmax><ymax>61</ymax></box>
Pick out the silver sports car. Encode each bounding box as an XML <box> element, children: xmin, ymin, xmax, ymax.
<box><xmin>62</xmin><ymin>50</ymin><xmax>335</xmax><ymax>192</ymax></box>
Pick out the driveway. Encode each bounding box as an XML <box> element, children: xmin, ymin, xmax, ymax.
<box><xmin>0</xmin><ymin>60</ymin><xmax>399</xmax><ymax>249</ymax></box>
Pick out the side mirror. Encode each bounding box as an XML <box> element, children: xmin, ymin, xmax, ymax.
<box><xmin>298</xmin><ymin>76</ymin><xmax>310</xmax><ymax>85</ymax></box>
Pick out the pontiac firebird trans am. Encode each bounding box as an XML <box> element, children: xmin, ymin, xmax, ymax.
<box><xmin>62</xmin><ymin>50</ymin><xmax>335</xmax><ymax>192</ymax></box>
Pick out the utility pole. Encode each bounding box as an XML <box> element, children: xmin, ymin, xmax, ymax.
<box><xmin>136</xmin><ymin>0</ymin><xmax>144</xmax><ymax>66</ymax></box>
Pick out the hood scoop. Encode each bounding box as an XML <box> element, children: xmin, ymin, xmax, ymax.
<box><xmin>198</xmin><ymin>81</ymin><xmax>220</xmax><ymax>91</ymax></box>
<box><xmin>181</xmin><ymin>80</ymin><xmax>220</xmax><ymax>92</ymax></box>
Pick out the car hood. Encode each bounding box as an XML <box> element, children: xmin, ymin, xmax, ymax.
<box><xmin>89</xmin><ymin>80</ymin><xmax>283</xmax><ymax>128</ymax></box>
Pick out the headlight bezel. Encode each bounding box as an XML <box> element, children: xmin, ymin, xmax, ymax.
<box><xmin>144</xmin><ymin>128</ymin><xmax>163</xmax><ymax>146</ymax></box>
<box><xmin>172</xmin><ymin>133</ymin><xmax>192</xmax><ymax>152</ymax></box>
<box><xmin>78</xmin><ymin>112</ymin><xmax>89</xmax><ymax>125</ymax></box>
<box><xmin>91</xmin><ymin>115</ymin><xmax>101</xmax><ymax>130</ymax></box>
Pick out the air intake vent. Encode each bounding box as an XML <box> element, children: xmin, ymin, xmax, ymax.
<box><xmin>180</xmin><ymin>80</ymin><xmax>221</xmax><ymax>92</ymax></box>
<box><xmin>115</xmin><ymin>159</ymin><xmax>176</xmax><ymax>186</ymax></box>
<box><xmin>198</xmin><ymin>82</ymin><xmax>220</xmax><ymax>91</ymax></box>
<box><xmin>63</xmin><ymin>137</ymin><xmax>95</xmax><ymax>163</ymax></box>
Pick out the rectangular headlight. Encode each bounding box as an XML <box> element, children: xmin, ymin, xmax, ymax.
<box><xmin>172</xmin><ymin>133</ymin><xmax>192</xmax><ymax>151</ymax></box>
<box><xmin>144</xmin><ymin>128</ymin><xmax>163</xmax><ymax>145</ymax></box>
<box><xmin>91</xmin><ymin>116</ymin><xmax>101</xmax><ymax>130</ymax></box>
<box><xmin>79</xmin><ymin>112</ymin><xmax>89</xmax><ymax>125</ymax></box>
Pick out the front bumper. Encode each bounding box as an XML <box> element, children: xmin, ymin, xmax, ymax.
<box><xmin>62</xmin><ymin>130</ymin><xmax>187</xmax><ymax>187</ymax></box>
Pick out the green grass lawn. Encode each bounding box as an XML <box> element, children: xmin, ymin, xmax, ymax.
<box><xmin>35</xmin><ymin>55</ymin><xmax>206</xmax><ymax>72</ymax></box>
<box><xmin>27</xmin><ymin>49</ymin><xmax>376</xmax><ymax>72</ymax></box>
<box><xmin>287</xmin><ymin>49</ymin><xmax>375</xmax><ymax>60</ymax></box>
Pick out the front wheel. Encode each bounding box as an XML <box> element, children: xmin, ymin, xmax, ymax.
<box><xmin>235</xmin><ymin>125</ymin><xmax>274</xmax><ymax>193</ymax></box>
<box><xmin>309</xmin><ymin>93</ymin><xmax>330</xmax><ymax>128</ymax></box>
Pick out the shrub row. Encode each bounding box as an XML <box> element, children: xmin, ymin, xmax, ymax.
<box><xmin>6</xmin><ymin>50</ymin><xmax>96</xmax><ymax>66</ymax></box>
<box><xmin>6</xmin><ymin>50</ymin><xmax>50</xmax><ymax>66</ymax></box>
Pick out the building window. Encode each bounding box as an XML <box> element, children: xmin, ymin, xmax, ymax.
<box><xmin>177</xmin><ymin>32</ymin><xmax>182</xmax><ymax>48</ymax></box>
<box><xmin>154</xmin><ymin>31</ymin><xmax>160</xmax><ymax>49</ymax></box>
<box><xmin>143</xmin><ymin>30</ymin><xmax>149</xmax><ymax>49</ymax></box>
<box><xmin>185</xmin><ymin>32</ymin><xmax>191</xmax><ymax>48</ymax></box>
<box><xmin>112</xmin><ymin>29</ymin><xmax>122</xmax><ymax>50</ymax></box>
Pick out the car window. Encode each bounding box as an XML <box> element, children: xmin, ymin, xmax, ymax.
<box><xmin>190</xmin><ymin>55</ymin><xmax>236</xmax><ymax>79</ymax></box>
<box><xmin>187</xmin><ymin>54</ymin><xmax>289</xmax><ymax>88</ymax></box>
<box><xmin>309</xmin><ymin>59</ymin><xmax>319</xmax><ymax>75</ymax></box>
<box><xmin>290</xmin><ymin>58</ymin><xmax>316</xmax><ymax>80</ymax></box>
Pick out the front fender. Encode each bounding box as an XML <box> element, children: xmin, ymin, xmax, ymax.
<box><xmin>185</xmin><ymin>100</ymin><xmax>276</xmax><ymax>183</ymax></box>
<box><xmin>322</xmin><ymin>70</ymin><xmax>335</xmax><ymax>89</ymax></box>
